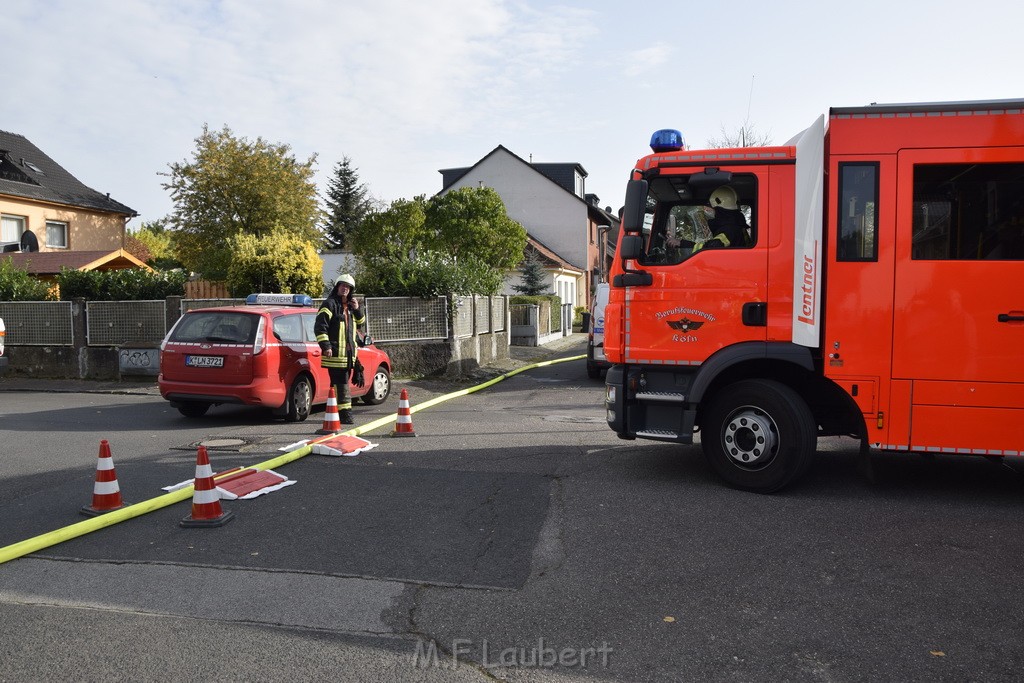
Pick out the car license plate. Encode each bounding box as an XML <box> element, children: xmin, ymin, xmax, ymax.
<box><xmin>185</xmin><ymin>355</ymin><xmax>224</xmax><ymax>368</ymax></box>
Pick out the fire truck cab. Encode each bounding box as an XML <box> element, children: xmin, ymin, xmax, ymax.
<box><xmin>604</xmin><ymin>99</ymin><xmax>1024</xmax><ymax>492</ymax></box>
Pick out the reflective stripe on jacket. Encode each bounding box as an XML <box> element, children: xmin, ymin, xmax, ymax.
<box><xmin>314</xmin><ymin>296</ymin><xmax>366</xmax><ymax>369</ymax></box>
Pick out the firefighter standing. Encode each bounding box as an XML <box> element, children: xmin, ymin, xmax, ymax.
<box><xmin>315</xmin><ymin>274</ymin><xmax>366</xmax><ymax>424</ymax></box>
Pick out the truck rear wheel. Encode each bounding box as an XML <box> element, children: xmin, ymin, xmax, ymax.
<box><xmin>701</xmin><ymin>379</ymin><xmax>815</xmax><ymax>493</ymax></box>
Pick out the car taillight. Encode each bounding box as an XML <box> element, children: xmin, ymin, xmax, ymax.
<box><xmin>253</xmin><ymin>317</ymin><xmax>267</xmax><ymax>355</ymax></box>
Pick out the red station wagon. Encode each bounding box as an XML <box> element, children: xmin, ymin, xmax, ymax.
<box><xmin>158</xmin><ymin>294</ymin><xmax>392</xmax><ymax>420</ymax></box>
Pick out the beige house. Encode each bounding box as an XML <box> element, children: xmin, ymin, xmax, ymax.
<box><xmin>1</xmin><ymin>130</ymin><xmax>137</xmax><ymax>262</ymax></box>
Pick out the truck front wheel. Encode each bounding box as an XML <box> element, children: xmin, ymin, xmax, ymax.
<box><xmin>701</xmin><ymin>379</ymin><xmax>816</xmax><ymax>493</ymax></box>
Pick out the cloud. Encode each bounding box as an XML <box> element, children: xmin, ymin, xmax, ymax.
<box><xmin>621</xmin><ymin>43</ymin><xmax>674</xmax><ymax>78</ymax></box>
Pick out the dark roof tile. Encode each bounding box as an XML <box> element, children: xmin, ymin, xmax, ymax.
<box><xmin>0</xmin><ymin>131</ymin><xmax>137</xmax><ymax>216</ymax></box>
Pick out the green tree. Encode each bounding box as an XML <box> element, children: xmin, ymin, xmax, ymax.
<box><xmin>350</xmin><ymin>187</ymin><xmax>526</xmax><ymax>297</ymax></box>
<box><xmin>512</xmin><ymin>249</ymin><xmax>547</xmax><ymax>295</ymax></box>
<box><xmin>355</xmin><ymin>251</ymin><xmax>503</xmax><ymax>298</ymax></box>
<box><xmin>425</xmin><ymin>187</ymin><xmax>527</xmax><ymax>271</ymax></box>
<box><xmin>323</xmin><ymin>156</ymin><xmax>372</xmax><ymax>250</ymax></box>
<box><xmin>131</xmin><ymin>218</ymin><xmax>183</xmax><ymax>270</ymax></box>
<box><xmin>162</xmin><ymin>125</ymin><xmax>323</xmax><ymax>279</ymax></box>
<box><xmin>350</xmin><ymin>196</ymin><xmax>429</xmax><ymax>264</ymax></box>
<box><xmin>0</xmin><ymin>257</ymin><xmax>54</xmax><ymax>300</ymax></box>
<box><xmin>225</xmin><ymin>230</ymin><xmax>324</xmax><ymax>297</ymax></box>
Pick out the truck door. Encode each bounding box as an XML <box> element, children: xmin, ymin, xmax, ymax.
<box><xmin>891</xmin><ymin>148</ymin><xmax>1024</xmax><ymax>450</ymax></box>
<box><xmin>621</xmin><ymin>169</ymin><xmax>770</xmax><ymax>365</ymax></box>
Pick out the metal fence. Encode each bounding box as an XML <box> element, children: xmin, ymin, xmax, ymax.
<box><xmin>453</xmin><ymin>296</ymin><xmax>473</xmax><ymax>338</ymax></box>
<box><xmin>182</xmin><ymin>298</ymin><xmax>244</xmax><ymax>313</ymax></box>
<box><xmin>0</xmin><ymin>301</ymin><xmax>74</xmax><ymax>345</ymax></box>
<box><xmin>3</xmin><ymin>295</ymin><xmax>505</xmax><ymax>348</ymax></box>
<box><xmin>86</xmin><ymin>300</ymin><xmax>166</xmax><ymax>346</ymax></box>
<box><xmin>364</xmin><ymin>297</ymin><xmax>449</xmax><ymax>342</ymax></box>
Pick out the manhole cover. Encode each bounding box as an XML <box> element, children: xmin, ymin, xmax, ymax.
<box><xmin>201</xmin><ymin>438</ymin><xmax>247</xmax><ymax>448</ymax></box>
<box><xmin>172</xmin><ymin>438</ymin><xmax>254</xmax><ymax>452</ymax></box>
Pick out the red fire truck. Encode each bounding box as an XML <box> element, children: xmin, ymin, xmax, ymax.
<box><xmin>604</xmin><ymin>99</ymin><xmax>1024</xmax><ymax>492</ymax></box>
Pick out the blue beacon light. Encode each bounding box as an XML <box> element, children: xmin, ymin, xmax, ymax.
<box><xmin>650</xmin><ymin>129</ymin><xmax>685</xmax><ymax>153</ymax></box>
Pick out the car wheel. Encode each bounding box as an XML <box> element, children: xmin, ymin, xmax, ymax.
<box><xmin>177</xmin><ymin>401</ymin><xmax>211</xmax><ymax>418</ymax></box>
<box><xmin>360</xmin><ymin>365</ymin><xmax>391</xmax><ymax>405</ymax></box>
<box><xmin>285</xmin><ymin>374</ymin><xmax>313</xmax><ymax>422</ymax></box>
<box><xmin>701</xmin><ymin>379</ymin><xmax>816</xmax><ymax>493</ymax></box>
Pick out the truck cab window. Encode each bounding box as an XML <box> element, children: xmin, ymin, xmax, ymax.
<box><xmin>912</xmin><ymin>162</ymin><xmax>1024</xmax><ymax>260</ymax></box>
<box><xmin>638</xmin><ymin>174</ymin><xmax>756</xmax><ymax>266</ymax></box>
<box><xmin>837</xmin><ymin>163</ymin><xmax>879</xmax><ymax>261</ymax></box>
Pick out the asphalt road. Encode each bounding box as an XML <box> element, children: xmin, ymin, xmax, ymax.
<box><xmin>1</xmin><ymin>354</ymin><xmax>1023</xmax><ymax>682</ymax></box>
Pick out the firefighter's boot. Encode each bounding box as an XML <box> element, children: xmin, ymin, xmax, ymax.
<box><xmin>339</xmin><ymin>409</ymin><xmax>354</xmax><ymax>425</ymax></box>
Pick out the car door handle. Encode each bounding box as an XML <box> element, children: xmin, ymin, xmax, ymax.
<box><xmin>998</xmin><ymin>312</ymin><xmax>1024</xmax><ymax>323</ymax></box>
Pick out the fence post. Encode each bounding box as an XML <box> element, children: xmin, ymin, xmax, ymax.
<box><xmin>166</xmin><ymin>295</ymin><xmax>182</xmax><ymax>331</ymax></box>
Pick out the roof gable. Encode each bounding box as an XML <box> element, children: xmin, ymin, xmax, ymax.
<box><xmin>4</xmin><ymin>249</ymin><xmax>151</xmax><ymax>275</ymax></box>
<box><xmin>438</xmin><ymin>145</ymin><xmax>588</xmax><ymax>204</ymax></box>
<box><xmin>523</xmin><ymin>234</ymin><xmax>582</xmax><ymax>274</ymax></box>
<box><xmin>0</xmin><ymin>131</ymin><xmax>137</xmax><ymax>216</ymax></box>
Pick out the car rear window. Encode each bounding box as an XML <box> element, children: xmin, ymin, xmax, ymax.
<box><xmin>170</xmin><ymin>311</ymin><xmax>260</xmax><ymax>344</ymax></box>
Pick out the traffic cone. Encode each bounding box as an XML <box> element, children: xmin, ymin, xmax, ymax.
<box><xmin>391</xmin><ymin>388</ymin><xmax>417</xmax><ymax>437</ymax></box>
<box><xmin>180</xmin><ymin>445</ymin><xmax>234</xmax><ymax>528</ymax></box>
<box><xmin>317</xmin><ymin>386</ymin><xmax>342</xmax><ymax>434</ymax></box>
<box><xmin>80</xmin><ymin>439</ymin><xmax>127</xmax><ymax>516</ymax></box>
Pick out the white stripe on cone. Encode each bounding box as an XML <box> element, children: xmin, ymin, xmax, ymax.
<box><xmin>192</xmin><ymin>488</ymin><xmax>221</xmax><ymax>505</ymax></box>
<box><xmin>93</xmin><ymin>481</ymin><xmax>121</xmax><ymax>495</ymax></box>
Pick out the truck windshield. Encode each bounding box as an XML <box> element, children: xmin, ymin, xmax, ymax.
<box><xmin>637</xmin><ymin>174</ymin><xmax>756</xmax><ymax>266</ymax></box>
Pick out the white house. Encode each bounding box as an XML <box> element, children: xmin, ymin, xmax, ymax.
<box><xmin>438</xmin><ymin>146</ymin><xmax>618</xmax><ymax>309</ymax></box>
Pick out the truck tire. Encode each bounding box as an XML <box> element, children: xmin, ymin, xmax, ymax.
<box><xmin>701</xmin><ymin>379</ymin><xmax>815</xmax><ymax>493</ymax></box>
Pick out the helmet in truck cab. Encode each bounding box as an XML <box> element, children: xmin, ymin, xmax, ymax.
<box><xmin>709</xmin><ymin>186</ymin><xmax>739</xmax><ymax>211</ymax></box>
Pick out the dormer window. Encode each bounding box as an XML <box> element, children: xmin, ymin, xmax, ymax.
<box><xmin>23</xmin><ymin>159</ymin><xmax>44</xmax><ymax>175</ymax></box>
<box><xmin>574</xmin><ymin>171</ymin><xmax>584</xmax><ymax>198</ymax></box>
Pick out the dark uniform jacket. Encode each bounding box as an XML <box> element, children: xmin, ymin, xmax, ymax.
<box><xmin>314</xmin><ymin>296</ymin><xmax>366</xmax><ymax>370</ymax></box>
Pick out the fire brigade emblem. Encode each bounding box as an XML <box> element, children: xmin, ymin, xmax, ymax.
<box><xmin>667</xmin><ymin>318</ymin><xmax>704</xmax><ymax>333</ymax></box>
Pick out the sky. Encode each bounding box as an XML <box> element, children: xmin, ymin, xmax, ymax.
<box><xmin>4</xmin><ymin>0</ymin><xmax>1024</xmax><ymax>227</ymax></box>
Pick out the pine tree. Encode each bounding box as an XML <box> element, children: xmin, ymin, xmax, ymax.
<box><xmin>323</xmin><ymin>156</ymin><xmax>371</xmax><ymax>250</ymax></box>
<box><xmin>512</xmin><ymin>249</ymin><xmax>548</xmax><ymax>295</ymax></box>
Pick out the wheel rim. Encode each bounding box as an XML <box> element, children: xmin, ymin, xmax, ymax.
<box><xmin>373</xmin><ymin>371</ymin><xmax>389</xmax><ymax>401</ymax></box>
<box><xmin>721</xmin><ymin>405</ymin><xmax>779</xmax><ymax>469</ymax></box>
<box><xmin>294</xmin><ymin>380</ymin><xmax>312</xmax><ymax>418</ymax></box>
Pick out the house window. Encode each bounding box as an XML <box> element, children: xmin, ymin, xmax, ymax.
<box><xmin>1</xmin><ymin>214</ymin><xmax>26</xmax><ymax>243</ymax></box>
<box><xmin>46</xmin><ymin>221</ymin><xmax>68</xmax><ymax>248</ymax></box>
<box><xmin>574</xmin><ymin>172</ymin><xmax>584</xmax><ymax>198</ymax></box>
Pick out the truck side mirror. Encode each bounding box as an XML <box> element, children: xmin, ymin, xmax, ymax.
<box><xmin>622</xmin><ymin>180</ymin><xmax>649</xmax><ymax>233</ymax></box>
<box><xmin>620</xmin><ymin>235</ymin><xmax>642</xmax><ymax>259</ymax></box>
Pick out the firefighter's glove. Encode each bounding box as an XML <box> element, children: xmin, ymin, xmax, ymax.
<box><xmin>352</xmin><ymin>359</ymin><xmax>365</xmax><ymax>388</ymax></box>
